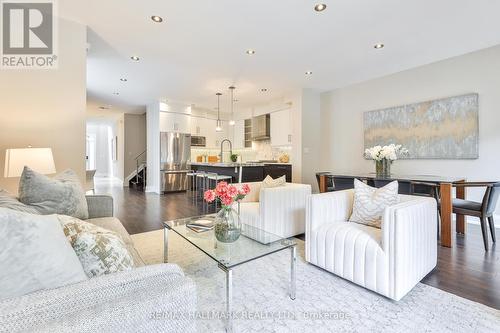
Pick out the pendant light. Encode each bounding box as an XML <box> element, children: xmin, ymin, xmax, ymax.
<box><xmin>228</xmin><ymin>86</ymin><xmax>236</xmax><ymax>126</ymax></box>
<box><xmin>215</xmin><ymin>92</ymin><xmax>222</xmax><ymax>132</ymax></box>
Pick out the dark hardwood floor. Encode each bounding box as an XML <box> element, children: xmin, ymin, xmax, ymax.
<box><xmin>94</xmin><ymin>182</ymin><xmax>500</xmax><ymax>310</ymax></box>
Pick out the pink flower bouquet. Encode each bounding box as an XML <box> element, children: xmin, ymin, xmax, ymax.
<box><xmin>204</xmin><ymin>182</ymin><xmax>250</xmax><ymax>208</ymax></box>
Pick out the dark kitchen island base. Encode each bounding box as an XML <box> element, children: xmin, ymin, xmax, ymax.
<box><xmin>190</xmin><ymin>163</ymin><xmax>292</xmax><ymax>183</ymax></box>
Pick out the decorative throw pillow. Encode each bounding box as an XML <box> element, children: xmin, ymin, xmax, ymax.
<box><xmin>262</xmin><ymin>175</ymin><xmax>286</xmax><ymax>188</ymax></box>
<box><xmin>349</xmin><ymin>179</ymin><xmax>399</xmax><ymax>228</ymax></box>
<box><xmin>0</xmin><ymin>208</ymin><xmax>88</xmax><ymax>300</ymax></box>
<box><xmin>18</xmin><ymin>167</ymin><xmax>89</xmax><ymax>220</ymax></box>
<box><xmin>58</xmin><ymin>215</ymin><xmax>134</xmax><ymax>277</ymax></box>
<box><xmin>0</xmin><ymin>189</ymin><xmax>39</xmax><ymax>214</ymax></box>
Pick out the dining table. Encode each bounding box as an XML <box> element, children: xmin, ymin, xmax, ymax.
<box><xmin>317</xmin><ymin>173</ymin><xmax>467</xmax><ymax>248</ymax></box>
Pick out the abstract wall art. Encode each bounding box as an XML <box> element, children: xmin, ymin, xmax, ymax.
<box><xmin>363</xmin><ymin>93</ymin><xmax>479</xmax><ymax>159</ymax></box>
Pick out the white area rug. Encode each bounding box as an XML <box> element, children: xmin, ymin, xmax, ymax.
<box><xmin>131</xmin><ymin>230</ymin><xmax>500</xmax><ymax>333</ymax></box>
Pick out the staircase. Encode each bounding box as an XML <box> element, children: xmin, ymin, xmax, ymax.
<box><xmin>128</xmin><ymin>151</ymin><xmax>147</xmax><ymax>191</ymax></box>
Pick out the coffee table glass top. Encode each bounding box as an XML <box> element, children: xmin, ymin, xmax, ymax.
<box><xmin>163</xmin><ymin>214</ymin><xmax>296</xmax><ymax>269</ymax></box>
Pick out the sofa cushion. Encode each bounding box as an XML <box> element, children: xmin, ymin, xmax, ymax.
<box><xmin>349</xmin><ymin>179</ymin><xmax>399</xmax><ymax>228</ymax></box>
<box><xmin>18</xmin><ymin>167</ymin><xmax>89</xmax><ymax>220</ymax></box>
<box><xmin>58</xmin><ymin>215</ymin><xmax>135</xmax><ymax>277</ymax></box>
<box><xmin>0</xmin><ymin>189</ymin><xmax>39</xmax><ymax>214</ymax></box>
<box><xmin>262</xmin><ymin>175</ymin><xmax>286</xmax><ymax>188</ymax></box>
<box><xmin>238</xmin><ymin>202</ymin><xmax>261</xmax><ymax>228</ymax></box>
<box><xmin>0</xmin><ymin>208</ymin><xmax>88</xmax><ymax>300</ymax></box>
<box><xmin>87</xmin><ymin>217</ymin><xmax>145</xmax><ymax>267</ymax></box>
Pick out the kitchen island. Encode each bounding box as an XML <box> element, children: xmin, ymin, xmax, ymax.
<box><xmin>190</xmin><ymin>162</ymin><xmax>292</xmax><ymax>183</ymax></box>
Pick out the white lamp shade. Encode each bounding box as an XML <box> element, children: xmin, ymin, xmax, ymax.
<box><xmin>4</xmin><ymin>148</ymin><xmax>56</xmax><ymax>178</ymax></box>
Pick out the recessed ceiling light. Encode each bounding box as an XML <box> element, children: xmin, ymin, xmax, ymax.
<box><xmin>305</xmin><ymin>71</ymin><xmax>313</xmax><ymax>75</ymax></box>
<box><xmin>130</xmin><ymin>56</ymin><xmax>140</xmax><ymax>61</ymax></box>
<box><xmin>246</xmin><ymin>49</ymin><xmax>256</xmax><ymax>55</ymax></box>
<box><xmin>374</xmin><ymin>43</ymin><xmax>385</xmax><ymax>49</ymax></box>
<box><xmin>261</xmin><ymin>88</ymin><xmax>268</xmax><ymax>92</ymax></box>
<box><xmin>151</xmin><ymin>15</ymin><xmax>163</xmax><ymax>23</ymax></box>
<box><xmin>120</xmin><ymin>78</ymin><xmax>127</xmax><ymax>82</ymax></box>
<box><xmin>113</xmin><ymin>92</ymin><xmax>120</xmax><ymax>95</ymax></box>
<box><xmin>99</xmin><ymin>105</ymin><xmax>112</xmax><ymax>110</ymax></box>
<box><xmin>314</xmin><ymin>4</ymin><xmax>327</xmax><ymax>12</ymax></box>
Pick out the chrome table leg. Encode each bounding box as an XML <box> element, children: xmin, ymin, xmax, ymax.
<box><xmin>163</xmin><ymin>227</ymin><xmax>169</xmax><ymax>263</ymax></box>
<box><xmin>290</xmin><ymin>245</ymin><xmax>296</xmax><ymax>300</ymax></box>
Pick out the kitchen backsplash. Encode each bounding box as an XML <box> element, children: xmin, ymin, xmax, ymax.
<box><xmin>191</xmin><ymin>140</ymin><xmax>291</xmax><ymax>163</ymax></box>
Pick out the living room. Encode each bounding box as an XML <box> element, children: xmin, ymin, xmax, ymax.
<box><xmin>1</xmin><ymin>1</ymin><xmax>499</xmax><ymax>332</ymax></box>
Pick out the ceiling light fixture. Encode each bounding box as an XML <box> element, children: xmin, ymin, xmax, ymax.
<box><xmin>120</xmin><ymin>78</ymin><xmax>127</xmax><ymax>82</ymax></box>
<box><xmin>246</xmin><ymin>49</ymin><xmax>256</xmax><ymax>55</ymax></box>
<box><xmin>215</xmin><ymin>92</ymin><xmax>222</xmax><ymax>132</ymax></box>
<box><xmin>261</xmin><ymin>88</ymin><xmax>268</xmax><ymax>92</ymax></box>
<box><xmin>374</xmin><ymin>43</ymin><xmax>385</xmax><ymax>49</ymax></box>
<box><xmin>314</xmin><ymin>4</ymin><xmax>327</xmax><ymax>12</ymax></box>
<box><xmin>228</xmin><ymin>86</ymin><xmax>236</xmax><ymax>126</ymax></box>
<box><xmin>113</xmin><ymin>92</ymin><xmax>120</xmax><ymax>95</ymax></box>
<box><xmin>305</xmin><ymin>71</ymin><xmax>313</xmax><ymax>75</ymax></box>
<box><xmin>151</xmin><ymin>15</ymin><xmax>163</xmax><ymax>23</ymax></box>
<box><xmin>130</xmin><ymin>56</ymin><xmax>140</xmax><ymax>61</ymax></box>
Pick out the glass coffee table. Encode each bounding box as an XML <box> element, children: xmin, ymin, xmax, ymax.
<box><xmin>163</xmin><ymin>214</ymin><xmax>297</xmax><ymax>331</ymax></box>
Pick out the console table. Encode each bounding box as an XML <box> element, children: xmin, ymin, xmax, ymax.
<box><xmin>317</xmin><ymin>173</ymin><xmax>467</xmax><ymax>248</ymax></box>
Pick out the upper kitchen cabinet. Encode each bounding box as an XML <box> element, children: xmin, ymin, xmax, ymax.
<box><xmin>232</xmin><ymin>119</ymin><xmax>245</xmax><ymax>149</ymax></box>
<box><xmin>270</xmin><ymin>109</ymin><xmax>292</xmax><ymax>146</ymax></box>
<box><xmin>160</xmin><ymin>112</ymin><xmax>191</xmax><ymax>133</ymax></box>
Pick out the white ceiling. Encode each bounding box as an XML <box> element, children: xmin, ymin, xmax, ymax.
<box><xmin>61</xmin><ymin>0</ymin><xmax>500</xmax><ymax>113</ymax></box>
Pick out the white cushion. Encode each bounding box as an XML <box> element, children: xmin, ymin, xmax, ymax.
<box><xmin>261</xmin><ymin>175</ymin><xmax>286</xmax><ymax>188</ymax></box>
<box><xmin>0</xmin><ymin>208</ymin><xmax>87</xmax><ymax>300</ymax></box>
<box><xmin>349</xmin><ymin>179</ymin><xmax>399</xmax><ymax>228</ymax></box>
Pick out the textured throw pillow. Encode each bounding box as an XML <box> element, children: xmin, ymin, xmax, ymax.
<box><xmin>18</xmin><ymin>167</ymin><xmax>89</xmax><ymax>220</ymax></box>
<box><xmin>58</xmin><ymin>215</ymin><xmax>134</xmax><ymax>277</ymax></box>
<box><xmin>349</xmin><ymin>179</ymin><xmax>399</xmax><ymax>228</ymax></box>
<box><xmin>0</xmin><ymin>189</ymin><xmax>39</xmax><ymax>214</ymax></box>
<box><xmin>0</xmin><ymin>208</ymin><xmax>88</xmax><ymax>300</ymax></box>
<box><xmin>262</xmin><ymin>175</ymin><xmax>286</xmax><ymax>188</ymax></box>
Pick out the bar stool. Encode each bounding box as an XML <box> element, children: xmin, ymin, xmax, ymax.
<box><xmin>186</xmin><ymin>170</ymin><xmax>201</xmax><ymax>201</ymax></box>
<box><xmin>205</xmin><ymin>173</ymin><xmax>233</xmax><ymax>211</ymax></box>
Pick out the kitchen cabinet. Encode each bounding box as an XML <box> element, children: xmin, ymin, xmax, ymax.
<box><xmin>270</xmin><ymin>109</ymin><xmax>292</xmax><ymax>146</ymax></box>
<box><xmin>232</xmin><ymin>120</ymin><xmax>245</xmax><ymax>149</ymax></box>
<box><xmin>160</xmin><ymin>112</ymin><xmax>191</xmax><ymax>133</ymax></box>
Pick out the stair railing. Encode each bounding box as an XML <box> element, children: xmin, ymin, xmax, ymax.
<box><xmin>135</xmin><ymin>150</ymin><xmax>147</xmax><ymax>187</ymax></box>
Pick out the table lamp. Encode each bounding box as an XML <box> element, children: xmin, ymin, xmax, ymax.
<box><xmin>4</xmin><ymin>148</ymin><xmax>56</xmax><ymax>178</ymax></box>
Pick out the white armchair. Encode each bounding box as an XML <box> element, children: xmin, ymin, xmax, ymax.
<box><xmin>235</xmin><ymin>182</ymin><xmax>312</xmax><ymax>238</ymax></box>
<box><xmin>306</xmin><ymin>189</ymin><xmax>437</xmax><ymax>301</ymax></box>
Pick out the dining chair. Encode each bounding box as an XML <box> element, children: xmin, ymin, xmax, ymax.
<box><xmin>410</xmin><ymin>181</ymin><xmax>499</xmax><ymax>251</ymax></box>
<box><xmin>315</xmin><ymin>172</ymin><xmax>334</xmax><ymax>192</ymax></box>
<box><xmin>452</xmin><ymin>182</ymin><xmax>499</xmax><ymax>251</ymax></box>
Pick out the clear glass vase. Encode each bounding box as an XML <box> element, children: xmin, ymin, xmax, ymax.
<box><xmin>214</xmin><ymin>206</ymin><xmax>242</xmax><ymax>243</ymax></box>
<box><xmin>375</xmin><ymin>159</ymin><xmax>391</xmax><ymax>177</ymax></box>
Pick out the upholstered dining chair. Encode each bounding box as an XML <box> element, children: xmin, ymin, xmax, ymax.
<box><xmin>451</xmin><ymin>182</ymin><xmax>499</xmax><ymax>251</ymax></box>
<box><xmin>410</xmin><ymin>181</ymin><xmax>499</xmax><ymax>251</ymax></box>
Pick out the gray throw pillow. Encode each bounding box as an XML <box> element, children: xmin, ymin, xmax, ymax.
<box><xmin>0</xmin><ymin>189</ymin><xmax>39</xmax><ymax>214</ymax></box>
<box><xmin>18</xmin><ymin>167</ymin><xmax>89</xmax><ymax>220</ymax></box>
<box><xmin>0</xmin><ymin>208</ymin><xmax>88</xmax><ymax>300</ymax></box>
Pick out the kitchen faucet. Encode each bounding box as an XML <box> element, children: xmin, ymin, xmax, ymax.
<box><xmin>220</xmin><ymin>139</ymin><xmax>233</xmax><ymax>163</ymax></box>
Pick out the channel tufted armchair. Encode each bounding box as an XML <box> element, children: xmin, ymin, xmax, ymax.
<box><xmin>306</xmin><ymin>189</ymin><xmax>437</xmax><ymax>301</ymax></box>
<box><xmin>235</xmin><ymin>182</ymin><xmax>312</xmax><ymax>238</ymax></box>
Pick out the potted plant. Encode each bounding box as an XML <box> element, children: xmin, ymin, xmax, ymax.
<box><xmin>365</xmin><ymin>144</ymin><xmax>409</xmax><ymax>177</ymax></box>
<box><xmin>230</xmin><ymin>153</ymin><xmax>238</xmax><ymax>163</ymax></box>
<box><xmin>204</xmin><ymin>182</ymin><xmax>251</xmax><ymax>242</ymax></box>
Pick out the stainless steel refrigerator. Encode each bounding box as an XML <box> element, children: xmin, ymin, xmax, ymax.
<box><xmin>160</xmin><ymin>132</ymin><xmax>191</xmax><ymax>192</ymax></box>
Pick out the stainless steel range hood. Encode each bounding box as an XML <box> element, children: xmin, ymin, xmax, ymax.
<box><xmin>251</xmin><ymin>114</ymin><xmax>270</xmax><ymax>141</ymax></box>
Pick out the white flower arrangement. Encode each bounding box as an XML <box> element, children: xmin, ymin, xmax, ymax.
<box><xmin>365</xmin><ymin>144</ymin><xmax>409</xmax><ymax>161</ymax></box>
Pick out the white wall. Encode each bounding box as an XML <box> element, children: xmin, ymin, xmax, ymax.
<box><xmin>301</xmin><ymin>89</ymin><xmax>321</xmax><ymax>192</ymax></box>
<box><xmin>0</xmin><ymin>19</ymin><xmax>87</xmax><ymax>194</ymax></box>
<box><xmin>124</xmin><ymin>113</ymin><xmax>146</xmax><ymax>179</ymax></box>
<box><xmin>320</xmin><ymin>45</ymin><xmax>500</xmax><ymax>220</ymax></box>
<box><xmin>146</xmin><ymin>103</ymin><xmax>161</xmax><ymax>193</ymax></box>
